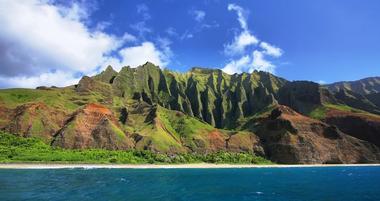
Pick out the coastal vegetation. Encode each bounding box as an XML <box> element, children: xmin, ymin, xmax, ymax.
<box><xmin>0</xmin><ymin>131</ymin><xmax>272</xmax><ymax>164</ymax></box>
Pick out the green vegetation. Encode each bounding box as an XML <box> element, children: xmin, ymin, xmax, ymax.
<box><xmin>308</xmin><ymin>106</ymin><xmax>327</xmax><ymax>120</ymax></box>
<box><xmin>308</xmin><ymin>103</ymin><xmax>376</xmax><ymax>120</ymax></box>
<box><xmin>0</xmin><ymin>88</ymin><xmax>79</xmax><ymax>111</ymax></box>
<box><xmin>0</xmin><ymin>131</ymin><xmax>273</xmax><ymax>164</ymax></box>
<box><xmin>325</xmin><ymin>104</ymin><xmax>364</xmax><ymax>113</ymax></box>
<box><xmin>157</xmin><ymin>106</ymin><xmax>214</xmax><ymax>137</ymax></box>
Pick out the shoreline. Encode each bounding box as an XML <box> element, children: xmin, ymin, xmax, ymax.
<box><xmin>1</xmin><ymin>163</ymin><xmax>380</xmax><ymax>169</ymax></box>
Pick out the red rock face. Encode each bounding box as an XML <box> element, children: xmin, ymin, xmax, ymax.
<box><xmin>0</xmin><ymin>105</ymin><xmax>12</xmax><ymax>128</ymax></box>
<box><xmin>207</xmin><ymin>130</ymin><xmax>227</xmax><ymax>152</ymax></box>
<box><xmin>52</xmin><ymin>103</ymin><xmax>134</xmax><ymax>150</ymax></box>
<box><xmin>324</xmin><ymin>109</ymin><xmax>380</xmax><ymax>147</ymax></box>
<box><xmin>226</xmin><ymin>132</ymin><xmax>265</xmax><ymax>156</ymax></box>
<box><xmin>254</xmin><ymin>105</ymin><xmax>380</xmax><ymax>164</ymax></box>
<box><xmin>2</xmin><ymin>102</ymin><xmax>67</xmax><ymax>141</ymax></box>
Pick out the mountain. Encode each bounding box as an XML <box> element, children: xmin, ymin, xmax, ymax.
<box><xmin>325</xmin><ymin>77</ymin><xmax>380</xmax><ymax>114</ymax></box>
<box><xmin>327</xmin><ymin>77</ymin><xmax>380</xmax><ymax>95</ymax></box>
<box><xmin>1</xmin><ymin>62</ymin><xmax>380</xmax><ymax>164</ymax></box>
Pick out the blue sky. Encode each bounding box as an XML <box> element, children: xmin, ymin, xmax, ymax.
<box><xmin>0</xmin><ymin>0</ymin><xmax>379</xmax><ymax>88</ymax></box>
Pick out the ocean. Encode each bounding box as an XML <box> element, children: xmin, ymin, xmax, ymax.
<box><xmin>0</xmin><ymin>166</ymin><xmax>379</xmax><ymax>201</ymax></box>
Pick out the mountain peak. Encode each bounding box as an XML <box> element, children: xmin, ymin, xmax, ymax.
<box><xmin>141</xmin><ymin>61</ymin><xmax>160</xmax><ymax>69</ymax></box>
<box><xmin>93</xmin><ymin>65</ymin><xmax>118</xmax><ymax>84</ymax></box>
<box><xmin>190</xmin><ymin>67</ymin><xmax>223</xmax><ymax>74</ymax></box>
<box><xmin>105</xmin><ymin>65</ymin><xmax>115</xmax><ymax>72</ymax></box>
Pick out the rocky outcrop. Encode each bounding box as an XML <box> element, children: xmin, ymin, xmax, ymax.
<box><xmin>52</xmin><ymin>103</ymin><xmax>134</xmax><ymax>150</ymax></box>
<box><xmin>0</xmin><ymin>105</ymin><xmax>12</xmax><ymax>128</ymax></box>
<box><xmin>76</xmin><ymin>76</ymin><xmax>112</xmax><ymax>95</ymax></box>
<box><xmin>278</xmin><ymin>81</ymin><xmax>336</xmax><ymax>114</ymax></box>
<box><xmin>324</xmin><ymin>109</ymin><xmax>380</xmax><ymax>147</ymax></box>
<box><xmin>94</xmin><ymin>65</ymin><xmax>118</xmax><ymax>84</ymax></box>
<box><xmin>226</xmin><ymin>132</ymin><xmax>265</xmax><ymax>156</ymax></box>
<box><xmin>2</xmin><ymin>102</ymin><xmax>66</xmax><ymax>142</ymax></box>
<box><xmin>253</xmin><ymin>105</ymin><xmax>380</xmax><ymax>164</ymax></box>
<box><xmin>365</xmin><ymin>92</ymin><xmax>380</xmax><ymax>108</ymax></box>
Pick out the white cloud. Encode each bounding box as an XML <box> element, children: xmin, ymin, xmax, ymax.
<box><xmin>260</xmin><ymin>42</ymin><xmax>283</xmax><ymax>57</ymax></box>
<box><xmin>222</xmin><ymin>4</ymin><xmax>283</xmax><ymax>74</ymax></box>
<box><xmin>190</xmin><ymin>10</ymin><xmax>206</xmax><ymax>22</ymax></box>
<box><xmin>251</xmin><ymin>50</ymin><xmax>275</xmax><ymax>73</ymax></box>
<box><xmin>222</xmin><ymin>50</ymin><xmax>275</xmax><ymax>74</ymax></box>
<box><xmin>227</xmin><ymin>4</ymin><xmax>248</xmax><ymax>31</ymax></box>
<box><xmin>156</xmin><ymin>37</ymin><xmax>173</xmax><ymax>65</ymax></box>
<box><xmin>0</xmin><ymin>0</ymin><xmax>171</xmax><ymax>88</ymax></box>
<box><xmin>106</xmin><ymin>42</ymin><xmax>171</xmax><ymax>69</ymax></box>
<box><xmin>224</xmin><ymin>30</ymin><xmax>259</xmax><ymax>55</ymax></box>
<box><xmin>122</xmin><ymin>33</ymin><xmax>137</xmax><ymax>42</ymax></box>
<box><xmin>0</xmin><ymin>0</ymin><xmax>124</xmax><ymax>77</ymax></box>
<box><xmin>224</xmin><ymin>4</ymin><xmax>258</xmax><ymax>56</ymax></box>
<box><xmin>0</xmin><ymin>71</ymin><xmax>80</xmax><ymax>88</ymax></box>
<box><xmin>222</xmin><ymin>55</ymin><xmax>250</xmax><ymax>74</ymax></box>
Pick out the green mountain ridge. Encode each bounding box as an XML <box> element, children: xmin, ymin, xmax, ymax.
<box><xmin>1</xmin><ymin>62</ymin><xmax>380</xmax><ymax>164</ymax></box>
<box><xmin>327</xmin><ymin>76</ymin><xmax>380</xmax><ymax>95</ymax></box>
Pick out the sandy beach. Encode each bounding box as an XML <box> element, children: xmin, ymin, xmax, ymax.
<box><xmin>1</xmin><ymin>163</ymin><xmax>380</xmax><ymax>169</ymax></box>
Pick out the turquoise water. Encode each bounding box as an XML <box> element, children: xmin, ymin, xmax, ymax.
<box><xmin>1</xmin><ymin>166</ymin><xmax>380</xmax><ymax>201</ymax></box>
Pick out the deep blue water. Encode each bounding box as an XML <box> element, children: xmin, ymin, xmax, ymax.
<box><xmin>0</xmin><ymin>166</ymin><xmax>380</xmax><ymax>201</ymax></box>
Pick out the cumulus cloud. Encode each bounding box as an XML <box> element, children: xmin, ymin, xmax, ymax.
<box><xmin>111</xmin><ymin>42</ymin><xmax>171</xmax><ymax>68</ymax></box>
<box><xmin>224</xmin><ymin>30</ymin><xmax>259</xmax><ymax>55</ymax></box>
<box><xmin>0</xmin><ymin>0</ymin><xmax>171</xmax><ymax>88</ymax></box>
<box><xmin>251</xmin><ymin>50</ymin><xmax>275</xmax><ymax>72</ymax></box>
<box><xmin>224</xmin><ymin>4</ymin><xmax>258</xmax><ymax>56</ymax></box>
<box><xmin>222</xmin><ymin>56</ymin><xmax>250</xmax><ymax>74</ymax></box>
<box><xmin>222</xmin><ymin>4</ymin><xmax>283</xmax><ymax>74</ymax></box>
<box><xmin>156</xmin><ymin>37</ymin><xmax>173</xmax><ymax>64</ymax></box>
<box><xmin>260</xmin><ymin>42</ymin><xmax>283</xmax><ymax>57</ymax></box>
<box><xmin>222</xmin><ymin>51</ymin><xmax>275</xmax><ymax>74</ymax></box>
<box><xmin>0</xmin><ymin>71</ymin><xmax>81</xmax><ymax>88</ymax></box>
<box><xmin>0</xmin><ymin>0</ymin><xmax>123</xmax><ymax>77</ymax></box>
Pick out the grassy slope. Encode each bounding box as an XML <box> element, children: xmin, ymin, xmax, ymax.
<box><xmin>308</xmin><ymin>103</ymin><xmax>379</xmax><ymax>120</ymax></box>
<box><xmin>0</xmin><ymin>131</ymin><xmax>272</xmax><ymax>164</ymax></box>
<box><xmin>0</xmin><ymin>88</ymin><xmax>79</xmax><ymax>111</ymax></box>
<box><xmin>0</xmin><ymin>87</ymin><xmax>114</xmax><ymax>111</ymax></box>
<box><xmin>0</xmin><ymin>86</ymin><xmax>267</xmax><ymax>153</ymax></box>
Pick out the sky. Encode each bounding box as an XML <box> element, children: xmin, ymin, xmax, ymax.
<box><xmin>0</xmin><ymin>0</ymin><xmax>380</xmax><ymax>88</ymax></box>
